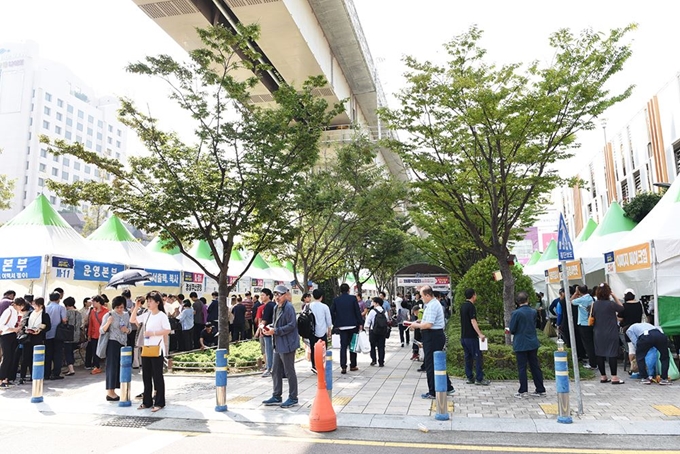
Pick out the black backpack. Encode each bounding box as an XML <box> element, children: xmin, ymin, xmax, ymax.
<box><xmin>297</xmin><ymin>308</ymin><xmax>316</xmax><ymax>339</ymax></box>
<box><xmin>372</xmin><ymin>308</ymin><xmax>389</xmax><ymax>337</ymax></box>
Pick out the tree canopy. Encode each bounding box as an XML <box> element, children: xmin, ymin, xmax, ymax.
<box><xmin>43</xmin><ymin>24</ymin><xmax>342</xmax><ymax>347</ymax></box>
<box><xmin>382</xmin><ymin>25</ymin><xmax>635</xmax><ymax>339</ymax></box>
<box><xmin>623</xmin><ymin>191</ymin><xmax>662</xmax><ymax>223</ymax></box>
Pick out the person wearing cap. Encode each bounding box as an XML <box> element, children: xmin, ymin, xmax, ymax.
<box><xmin>618</xmin><ymin>288</ymin><xmax>648</xmax><ymax>373</ymax></box>
<box><xmin>626</xmin><ymin>322</ymin><xmax>672</xmax><ymax>385</ymax></box>
<box><xmin>199</xmin><ymin>323</ymin><xmax>217</xmax><ymax>349</ymax></box>
<box><xmin>262</xmin><ymin>285</ymin><xmax>299</xmax><ymax>408</ymax></box>
<box><xmin>331</xmin><ymin>283</ymin><xmax>363</xmax><ymax>374</ymax></box>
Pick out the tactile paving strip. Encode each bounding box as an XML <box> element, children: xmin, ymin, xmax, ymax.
<box><xmin>100</xmin><ymin>416</ymin><xmax>162</xmax><ymax>428</ymax></box>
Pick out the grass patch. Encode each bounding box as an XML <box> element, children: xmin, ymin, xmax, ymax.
<box><xmin>445</xmin><ymin>320</ymin><xmax>595</xmax><ymax>381</ymax></box>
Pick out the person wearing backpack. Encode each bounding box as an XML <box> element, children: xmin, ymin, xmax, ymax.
<box><xmin>365</xmin><ymin>297</ymin><xmax>389</xmax><ymax>367</ymax></box>
<box><xmin>307</xmin><ymin>289</ymin><xmax>332</xmax><ymax>374</ymax></box>
<box><xmin>330</xmin><ymin>283</ymin><xmax>363</xmax><ymax>374</ymax></box>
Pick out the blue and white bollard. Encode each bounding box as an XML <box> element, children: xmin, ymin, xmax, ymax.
<box><xmin>434</xmin><ymin>351</ymin><xmax>449</xmax><ymax>421</ymax></box>
<box><xmin>554</xmin><ymin>350</ymin><xmax>572</xmax><ymax>424</ymax></box>
<box><xmin>215</xmin><ymin>349</ymin><xmax>228</xmax><ymax>412</ymax></box>
<box><xmin>31</xmin><ymin>345</ymin><xmax>45</xmax><ymax>403</ymax></box>
<box><xmin>325</xmin><ymin>350</ymin><xmax>333</xmax><ymax>399</ymax></box>
<box><xmin>119</xmin><ymin>346</ymin><xmax>132</xmax><ymax>407</ymax></box>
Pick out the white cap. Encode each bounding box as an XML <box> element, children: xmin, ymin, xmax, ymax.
<box><xmin>624</xmin><ymin>288</ymin><xmax>635</xmax><ymax>296</ymax></box>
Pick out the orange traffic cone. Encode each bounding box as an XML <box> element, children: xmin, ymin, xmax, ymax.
<box><xmin>309</xmin><ymin>339</ymin><xmax>337</xmax><ymax>432</ymax></box>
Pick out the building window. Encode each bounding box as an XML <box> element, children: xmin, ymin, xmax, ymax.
<box><xmin>94</xmin><ymin>168</ymin><xmax>100</xmax><ymax>177</ymax></box>
<box><xmin>76</xmin><ymin>136</ymin><xmax>82</xmax><ymax>144</ymax></box>
<box><xmin>38</xmin><ymin>178</ymin><xmax>44</xmax><ymax>187</ymax></box>
<box><xmin>44</xmin><ymin>106</ymin><xmax>51</xmax><ymax>116</ymax></box>
<box><xmin>27</xmin><ymin>146</ymin><xmax>30</xmax><ymax>155</ymax></box>
<box><xmin>73</xmin><ymin>175</ymin><xmax>80</xmax><ymax>182</ymax></box>
<box><xmin>108</xmin><ymin>125</ymin><xmax>113</xmax><ymax>133</ymax></box>
<box><xmin>117</xmin><ymin>129</ymin><xmax>122</xmax><ymax>137</ymax></box>
<box><xmin>45</xmin><ymin>93</ymin><xmax>52</xmax><ymax>102</ymax></box>
<box><xmin>96</xmin><ymin>144</ymin><xmax>102</xmax><ymax>152</ymax></box>
<box><xmin>674</xmin><ymin>141</ymin><xmax>680</xmax><ymax>175</ymax></box>
<box><xmin>40</xmin><ymin>149</ymin><xmax>47</xmax><ymax>158</ymax></box>
<box><xmin>67</xmin><ymin>104</ymin><xmax>74</xmax><ymax>113</ymax></box>
<box><xmin>66</xmin><ymin>118</ymin><xmax>73</xmax><ymax>126</ymax></box>
<box><xmin>97</xmin><ymin>120</ymin><xmax>103</xmax><ymax>128</ymax></box>
<box><xmin>63</xmin><ymin>157</ymin><xmax>70</xmax><ymax>167</ymax></box>
<box><xmin>39</xmin><ymin>163</ymin><xmax>46</xmax><ymax>172</ymax></box>
<box><xmin>87</xmin><ymin>127</ymin><xmax>93</xmax><ymax>136</ymax></box>
<box><xmin>97</xmin><ymin>132</ymin><xmax>102</xmax><ymax>140</ymax></box>
<box><xmin>57</xmin><ymin>99</ymin><xmax>63</xmax><ymax>108</ymax></box>
<box><xmin>633</xmin><ymin>170</ymin><xmax>641</xmax><ymax>194</ymax></box>
<box><xmin>88</xmin><ymin>115</ymin><xmax>94</xmax><ymax>124</ymax></box>
<box><xmin>77</xmin><ymin>123</ymin><xmax>83</xmax><ymax>132</ymax></box>
<box><xmin>65</xmin><ymin>131</ymin><xmax>72</xmax><ymax>140</ymax></box>
<box><xmin>52</xmin><ymin>168</ymin><xmax>59</xmax><ymax>176</ymax></box>
<box><xmin>56</xmin><ymin>112</ymin><xmax>62</xmax><ymax>121</ymax></box>
<box><xmin>84</xmin><ymin>165</ymin><xmax>91</xmax><ymax>174</ymax></box>
<box><xmin>74</xmin><ymin>161</ymin><xmax>80</xmax><ymax>170</ymax></box>
<box><xmin>77</xmin><ymin>110</ymin><xmax>84</xmax><ymax>119</ymax></box>
<box><xmin>621</xmin><ymin>180</ymin><xmax>629</xmax><ymax>202</ymax></box>
<box><xmin>116</xmin><ymin>140</ymin><xmax>121</xmax><ymax>148</ymax></box>
<box><xmin>86</xmin><ymin>140</ymin><xmax>92</xmax><ymax>149</ymax></box>
<box><xmin>115</xmin><ymin>152</ymin><xmax>120</xmax><ymax>160</ymax></box>
<box><xmin>50</xmin><ymin>195</ymin><xmax>56</xmax><ymax>204</ymax></box>
<box><xmin>55</xmin><ymin>126</ymin><xmax>62</xmax><ymax>135</ymax></box>
<box><xmin>62</xmin><ymin>171</ymin><xmax>69</xmax><ymax>180</ymax></box>
<box><xmin>107</xmin><ymin>137</ymin><xmax>112</xmax><ymax>144</ymax></box>
<box><xmin>43</xmin><ymin>120</ymin><xmax>50</xmax><ymax>130</ymax></box>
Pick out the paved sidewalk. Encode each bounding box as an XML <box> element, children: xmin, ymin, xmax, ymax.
<box><xmin>1</xmin><ymin>335</ymin><xmax>678</xmax><ymax>435</ymax></box>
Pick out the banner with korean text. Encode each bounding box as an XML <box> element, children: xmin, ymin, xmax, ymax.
<box><xmin>0</xmin><ymin>256</ymin><xmax>42</xmax><ymax>280</ymax></box>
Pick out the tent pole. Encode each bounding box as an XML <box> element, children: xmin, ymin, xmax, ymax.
<box><xmin>580</xmin><ymin>259</ymin><xmax>586</xmax><ymax>286</ymax></box>
<box><xmin>41</xmin><ymin>254</ymin><xmax>50</xmax><ymax>298</ymax></box>
<box><xmin>651</xmin><ymin>240</ymin><xmax>659</xmax><ymax>327</ymax></box>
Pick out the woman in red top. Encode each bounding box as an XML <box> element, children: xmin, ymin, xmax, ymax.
<box><xmin>86</xmin><ymin>295</ymin><xmax>109</xmax><ymax>374</ymax></box>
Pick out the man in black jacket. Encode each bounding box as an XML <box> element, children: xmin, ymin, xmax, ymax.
<box><xmin>330</xmin><ymin>283</ymin><xmax>363</xmax><ymax>374</ymax></box>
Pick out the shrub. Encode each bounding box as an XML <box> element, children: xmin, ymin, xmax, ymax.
<box><xmin>454</xmin><ymin>256</ymin><xmax>536</xmax><ymax>328</ymax></box>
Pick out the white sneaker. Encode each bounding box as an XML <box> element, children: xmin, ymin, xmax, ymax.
<box><xmin>514</xmin><ymin>392</ymin><xmax>528</xmax><ymax>398</ymax></box>
<box><xmin>261</xmin><ymin>371</ymin><xmax>271</xmax><ymax>378</ymax></box>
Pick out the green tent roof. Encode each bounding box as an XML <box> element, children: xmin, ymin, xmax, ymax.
<box><xmin>251</xmin><ymin>253</ymin><xmax>271</xmax><ymax>270</ymax></box>
<box><xmin>87</xmin><ymin>215</ymin><xmax>136</xmax><ymax>242</ymax></box>
<box><xmin>268</xmin><ymin>257</ymin><xmax>284</xmax><ymax>268</ymax></box>
<box><xmin>231</xmin><ymin>249</ymin><xmax>244</xmax><ymax>262</ymax></box>
<box><xmin>592</xmin><ymin>201</ymin><xmax>636</xmax><ymax>237</ymax></box>
<box><xmin>5</xmin><ymin>194</ymin><xmax>71</xmax><ymax>228</ymax></box>
<box><xmin>284</xmin><ymin>260</ymin><xmax>295</xmax><ymax>273</ymax></box>
<box><xmin>538</xmin><ymin>239</ymin><xmax>557</xmax><ymax>262</ymax></box>
<box><xmin>147</xmin><ymin>236</ymin><xmax>180</xmax><ymax>255</ymax></box>
<box><xmin>526</xmin><ymin>251</ymin><xmax>542</xmax><ymax>266</ymax></box>
<box><xmin>189</xmin><ymin>240</ymin><xmax>214</xmax><ymax>260</ymax></box>
<box><xmin>575</xmin><ymin>218</ymin><xmax>598</xmax><ymax>242</ymax></box>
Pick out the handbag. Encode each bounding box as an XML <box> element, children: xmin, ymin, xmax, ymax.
<box><xmin>588</xmin><ymin>301</ymin><xmax>595</xmax><ymax>326</ymax></box>
<box><xmin>358</xmin><ymin>331</ymin><xmax>370</xmax><ymax>353</ymax></box>
<box><xmin>141</xmin><ymin>339</ymin><xmax>162</xmax><ymax>358</ymax></box>
<box><xmin>96</xmin><ymin>331</ymin><xmax>109</xmax><ymax>359</ymax></box>
<box><xmin>331</xmin><ymin>333</ymin><xmax>341</xmax><ymax>349</ymax></box>
<box><xmin>349</xmin><ymin>332</ymin><xmax>359</xmax><ymax>353</ymax></box>
<box><xmin>55</xmin><ymin>322</ymin><xmax>75</xmax><ymax>342</ymax></box>
<box><xmin>657</xmin><ymin>348</ymin><xmax>680</xmax><ymax>381</ymax></box>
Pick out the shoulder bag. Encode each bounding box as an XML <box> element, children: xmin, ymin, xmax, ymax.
<box><xmin>588</xmin><ymin>300</ymin><xmax>596</xmax><ymax>326</ymax></box>
<box><xmin>141</xmin><ymin>339</ymin><xmax>162</xmax><ymax>357</ymax></box>
<box><xmin>55</xmin><ymin>322</ymin><xmax>75</xmax><ymax>342</ymax></box>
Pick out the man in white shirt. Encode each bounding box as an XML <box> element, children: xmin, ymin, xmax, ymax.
<box><xmin>308</xmin><ymin>289</ymin><xmax>332</xmax><ymax>374</ymax></box>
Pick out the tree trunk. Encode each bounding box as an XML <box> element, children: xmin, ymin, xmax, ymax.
<box><xmin>217</xmin><ymin>269</ymin><xmax>230</xmax><ymax>350</ymax></box>
<box><xmin>496</xmin><ymin>253</ymin><xmax>516</xmax><ymax>346</ymax></box>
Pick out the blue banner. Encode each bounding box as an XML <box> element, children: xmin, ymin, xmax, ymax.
<box><xmin>74</xmin><ymin>260</ymin><xmax>124</xmax><ymax>281</ymax></box>
<box><xmin>144</xmin><ymin>269</ymin><xmax>181</xmax><ymax>287</ymax></box>
<box><xmin>0</xmin><ymin>256</ymin><xmax>42</xmax><ymax>280</ymax></box>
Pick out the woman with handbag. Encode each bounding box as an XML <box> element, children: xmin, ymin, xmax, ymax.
<box><xmin>592</xmin><ymin>283</ymin><xmax>625</xmax><ymax>384</ymax></box>
<box><xmin>101</xmin><ymin>296</ymin><xmax>131</xmax><ymax>401</ymax></box>
<box><xmin>0</xmin><ymin>298</ymin><xmax>23</xmax><ymax>387</ymax></box>
<box><xmin>130</xmin><ymin>291</ymin><xmax>170</xmax><ymax>412</ymax></box>
<box><xmin>63</xmin><ymin>297</ymin><xmax>82</xmax><ymax>377</ymax></box>
<box><xmin>20</xmin><ymin>298</ymin><xmax>51</xmax><ymax>383</ymax></box>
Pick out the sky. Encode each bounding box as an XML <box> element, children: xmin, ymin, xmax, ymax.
<box><xmin>1</xmin><ymin>0</ymin><xmax>679</xmax><ymax>174</ymax></box>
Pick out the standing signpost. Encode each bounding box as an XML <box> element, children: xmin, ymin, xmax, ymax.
<box><xmin>557</xmin><ymin>213</ymin><xmax>583</xmax><ymax>415</ymax></box>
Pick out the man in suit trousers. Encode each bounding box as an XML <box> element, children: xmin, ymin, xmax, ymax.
<box><xmin>331</xmin><ymin>283</ymin><xmax>363</xmax><ymax>374</ymax></box>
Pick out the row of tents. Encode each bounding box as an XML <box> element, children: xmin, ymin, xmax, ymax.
<box><xmin>524</xmin><ymin>178</ymin><xmax>680</xmax><ymax>335</ymax></box>
<box><xmin>0</xmin><ymin>195</ymin><xmax>300</xmax><ymax>301</ymax></box>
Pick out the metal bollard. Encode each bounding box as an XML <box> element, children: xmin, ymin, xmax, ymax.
<box><xmin>434</xmin><ymin>351</ymin><xmax>449</xmax><ymax>421</ymax></box>
<box><xmin>554</xmin><ymin>350</ymin><xmax>572</xmax><ymax>424</ymax></box>
<box><xmin>31</xmin><ymin>345</ymin><xmax>45</xmax><ymax>403</ymax></box>
<box><xmin>215</xmin><ymin>348</ymin><xmax>228</xmax><ymax>412</ymax></box>
<box><xmin>325</xmin><ymin>350</ymin><xmax>333</xmax><ymax>399</ymax></box>
<box><xmin>119</xmin><ymin>346</ymin><xmax>132</xmax><ymax>407</ymax></box>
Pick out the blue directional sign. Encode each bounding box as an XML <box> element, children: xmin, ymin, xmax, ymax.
<box><xmin>557</xmin><ymin>213</ymin><xmax>574</xmax><ymax>261</ymax></box>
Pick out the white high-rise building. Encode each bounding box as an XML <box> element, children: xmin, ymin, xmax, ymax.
<box><xmin>0</xmin><ymin>41</ymin><xmax>128</xmax><ymax>223</ymax></box>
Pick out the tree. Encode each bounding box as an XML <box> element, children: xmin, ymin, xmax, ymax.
<box><xmin>284</xmin><ymin>134</ymin><xmax>404</xmax><ymax>291</ymax></box>
<box><xmin>623</xmin><ymin>192</ymin><xmax>662</xmax><ymax>223</ymax></box>
<box><xmin>81</xmin><ymin>205</ymin><xmax>108</xmax><ymax>237</ymax></box>
<box><xmin>372</xmin><ymin>237</ymin><xmax>430</xmax><ymax>296</ymax></box>
<box><xmin>454</xmin><ymin>256</ymin><xmax>535</xmax><ymax>329</ymax></box>
<box><xmin>43</xmin><ymin>25</ymin><xmax>342</xmax><ymax>349</ymax></box>
<box><xmin>0</xmin><ymin>150</ymin><xmax>15</xmax><ymax>211</ymax></box>
<box><xmin>382</xmin><ymin>25</ymin><xmax>635</xmax><ymax>342</ymax></box>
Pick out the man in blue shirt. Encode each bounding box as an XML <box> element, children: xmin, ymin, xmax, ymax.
<box><xmin>45</xmin><ymin>292</ymin><xmax>67</xmax><ymax>380</ymax></box>
<box><xmin>409</xmin><ymin>285</ymin><xmax>454</xmax><ymax>399</ymax></box>
<box><xmin>626</xmin><ymin>322</ymin><xmax>672</xmax><ymax>385</ymax></box>
<box><xmin>510</xmin><ymin>292</ymin><xmax>546</xmax><ymax>398</ymax></box>
<box><xmin>571</xmin><ymin>285</ymin><xmax>597</xmax><ymax>370</ymax></box>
